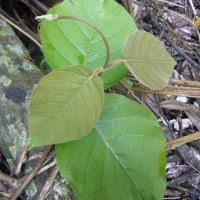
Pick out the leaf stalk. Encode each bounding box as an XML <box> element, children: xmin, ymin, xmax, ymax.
<box><xmin>36</xmin><ymin>14</ymin><xmax>110</xmax><ymax>69</ymax></box>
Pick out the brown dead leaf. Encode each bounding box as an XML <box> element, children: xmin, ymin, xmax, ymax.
<box><xmin>194</xmin><ymin>18</ymin><xmax>200</xmax><ymax>27</ymax></box>
<box><xmin>161</xmin><ymin>100</ymin><xmax>200</xmax><ymax>130</ymax></box>
<box><xmin>142</xmin><ymin>94</ymin><xmax>161</xmax><ymax>117</ymax></box>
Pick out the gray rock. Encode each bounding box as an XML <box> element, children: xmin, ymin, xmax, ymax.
<box><xmin>0</xmin><ymin>19</ymin><xmax>72</xmax><ymax>199</ymax></box>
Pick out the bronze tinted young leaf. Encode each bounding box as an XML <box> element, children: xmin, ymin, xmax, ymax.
<box><xmin>29</xmin><ymin>65</ymin><xmax>104</xmax><ymax>149</ymax></box>
<box><xmin>123</xmin><ymin>31</ymin><xmax>176</xmax><ymax>90</ymax></box>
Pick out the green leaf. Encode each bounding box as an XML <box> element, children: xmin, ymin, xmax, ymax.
<box><xmin>29</xmin><ymin>65</ymin><xmax>104</xmax><ymax>149</ymax></box>
<box><xmin>56</xmin><ymin>94</ymin><xmax>167</xmax><ymax>200</ymax></box>
<box><xmin>123</xmin><ymin>30</ymin><xmax>176</xmax><ymax>90</ymax></box>
<box><xmin>40</xmin><ymin>0</ymin><xmax>137</xmax><ymax>89</ymax></box>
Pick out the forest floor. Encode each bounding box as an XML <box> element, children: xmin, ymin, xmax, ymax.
<box><xmin>0</xmin><ymin>0</ymin><xmax>200</xmax><ymax>199</ymax></box>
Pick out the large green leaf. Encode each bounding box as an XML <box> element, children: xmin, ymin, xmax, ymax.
<box><xmin>56</xmin><ymin>94</ymin><xmax>167</xmax><ymax>200</ymax></box>
<box><xmin>29</xmin><ymin>65</ymin><xmax>104</xmax><ymax>149</ymax></box>
<box><xmin>40</xmin><ymin>0</ymin><xmax>137</xmax><ymax>89</ymax></box>
<box><xmin>123</xmin><ymin>30</ymin><xmax>176</xmax><ymax>90</ymax></box>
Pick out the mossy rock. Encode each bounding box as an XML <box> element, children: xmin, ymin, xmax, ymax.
<box><xmin>0</xmin><ymin>19</ymin><xmax>72</xmax><ymax>200</ymax></box>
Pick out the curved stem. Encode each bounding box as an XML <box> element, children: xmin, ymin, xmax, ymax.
<box><xmin>37</xmin><ymin>14</ymin><xmax>110</xmax><ymax>69</ymax></box>
<box><xmin>94</xmin><ymin>58</ymin><xmax>125</xmax><ymax>76</ymax></box>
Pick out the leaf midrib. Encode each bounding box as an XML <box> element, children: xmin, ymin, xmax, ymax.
<box><xmin>30</xmin><ymin>70</ymin><xmax>97</xmax><ymax>146</ymax></box>
<box><xmin>95</xmin><ymin>126</ymin><xmax>145</xmax><ymax>200</ymax></box>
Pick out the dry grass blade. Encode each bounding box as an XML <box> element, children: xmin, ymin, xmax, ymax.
<box><xmin>37</xmin><ymin>166</ymin><xmax>59</xmax><ymax>200</ymax></box>
<box><xmin>160</xmin><ymin>100</ymin><xmax>189</xmax><ymax>111</ymax></box>
<box><xmin>170</xmin><ymin>79</ymin><xmax>200</xmax><ymax>88</ymax></box>
<box><xmin>132</xmin><ymin>84</ymin><xmax>200</xmax><ymax>98</ymax></box>
<box><xmin>168</xmin><ymin>132</ymin><xmax>200</xmax><ymax>150</ymax></box>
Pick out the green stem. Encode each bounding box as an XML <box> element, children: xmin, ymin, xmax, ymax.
<box><xmin>93</xmin><ymin>58</ymin><xmax>125</xmax><ymax>76</ymax></box>
<box><xmin>53</xmin><ymin>15</ymin><xmax>110</xmax><ymax>70</ymax></box>
<box><xmin>92</xmin><ymin>58</ymin><xmax>125</xmax><ymax>76</ymax></box>
<box><xmin>107</xmin><ymin>59</ymin><xmax>124</xmax><ymax>69</ymax></box>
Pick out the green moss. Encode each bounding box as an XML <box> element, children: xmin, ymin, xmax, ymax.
<box><xmin>25</xmin><ymin>180</ymin><xmax>37</xmax><ymax>197</ymax></box>
<box><xmin>9</xmin><ymin>129</ymin><xmax>26</xmax><ymax>159</ymax></box>
<box><xmin>53</xmin><ymin>178</ymin><xmax>69</xmax><ymax>198</ymax></box>
<box><xmin>0</xmin><ymin>75</ymin><xmax>11</xmax><ymax>86</ymax></box>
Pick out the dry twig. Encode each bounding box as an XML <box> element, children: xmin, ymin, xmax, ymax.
<box><xmin>10</xmin><ymin>146</ymin><xmax>53</xmax><ymax>200</ymax></box>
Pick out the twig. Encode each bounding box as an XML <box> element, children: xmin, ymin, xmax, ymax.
<box><xmin>177</xmin><ymin>145</ymin><xmax>200</xmax><ymax>173</ymax></box>
<box><xmin>167</xmin><ymin>171</ymin><xmax>196</xmax><ymax>187</ymax></box>
<box><xmin>0</xmin><ymin>172</ymin><xmax>19</xmax><ymax>189</ymax></box>
<box><xmin>12</xmin><ymin>139</ymin><xmax>29</xmax><ymax>177</ymax></box>
<box><xmin>131</xmin><ymin>84</ymin><xmax>200</xmax><ymax>98</ymax></box>
<box><xmin>11</xmin><ymin>6</ymin><xmax>40</xmax><ymax>41</ymax></box>
<box><xmin>37</xmin><ymin>160</ymin><xmax>56</xmax><ymax>175</ymax></box>
<box><xmin>31</xmin><ymin>0</ymin><xmax>49</xmax><ymax>13</ymax></box>
<box><xmin>120</xmin><ymin>80</ymin><xmax>146</xmax><ymax>106</ymax></box>
<box><xmin>188</xmin><ymin>0</ymin><xmax>197</xmax><ymax>19</ymax></box>
<box><xmin>174</xmin><ymin>186</ymin><xmax>189</xmax><ymax>193</ymax></box>
<box><xmin>151</xmin><ymin>1</ymin><xmax>200</xmax><ymax>62</ymax></box>
<box><xmin>135</xmin><ymin>0</ymin><xmax>148</xmax><ymax>22</ymax></box>
<box><xmin>169</xmin><ymin>78</ymin><xmax>200</xmax><ymax>88</ymax></box>
<box><xmin>40</xmin><ymin>149</ymin><xmax>55</xmax><ymax>167</ymax></box>
<box><xmin>37</xmin><ymin>166</ymin><xmax>59</xmax><ymax>200</ymax></box>
<box><xmin>163</xmin><ymin>8</ymin><xmax>200</xmax><ymax>43</ymax></box>
<box><xmin>26</xmin><ymin>152</ymin><xmax>42</xmax><ymax>162</ymax></box>
<box><xmin>10</xmin><ymin>145</ymin><xmax>53</xmax><ymax>200</ymax></box>
<box><xmin>0</xmin><ymin>191</ymin><xmax>10</xmax><ymax>197</ymax></box>
<box><xmin>163</xmin><ymin>31</ymin><xmax>200</xmax><ymax>70</ymax></box>
<box><xmin>154</xmin><ymin>94</ymin><xmax>174</xmax><ymax>140</ymax></box>
<box><xmin>127</xmin><ymin>0</ymin><xmax>134</xmax><ymax>18</ymax></box>
<box><xmin>0</xmin><ymin>13</ymin><xmax>42</xmax><ymax>48</ymax></box>
<box><xmin>177</xmin><ymin>117</ymin><xmax>183</xmax><ymax>137</ymax></box>
<box><xmin>157</xmin><ymin>0</ymin><xmax>185</xmax><ymax>8</ymax></box>
<box><xmin>168</xmin><ymin>132</ymin><xmax>200</xmax><ymax>150</ymax></box>
<box><xmin>20</xmin><ymin>0</ymin><xmax>42</xmax><ymax>16</ymax></box>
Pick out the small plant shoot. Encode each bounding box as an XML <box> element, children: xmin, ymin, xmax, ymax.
<box><xmin>29</xmin><ymin>65</ymin><xmax>104</xmax><ymax>149</ymax></box>
<box><xmin>29</xmin><ymin>0</ymin><xmax>176</xmax><ymax>199</ymax></box>
<box><xmin>39</xmin><ymin>0</ymin><xmax>137</xmax><ymax>88</ymax></box>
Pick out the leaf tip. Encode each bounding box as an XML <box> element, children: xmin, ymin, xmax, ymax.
<box><xmin>172</xmin><ymin>59</ymin><xmax>177</xmax><ymax>67</ymax></box>
<box><xmin>28</xmin><ymin>137</ymin><xmax>39</xmax><ymax>150</ymax></box>
<box><xmin>28</xmin><ymin>143</ymin><xmax>35</xmax><ymax>151</ymax></box>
